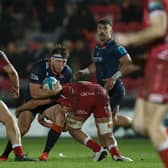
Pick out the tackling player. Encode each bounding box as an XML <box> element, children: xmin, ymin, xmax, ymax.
<box><xmin>16</xmin><ymin>81</ymin><xmax>133</xmax><ymax>162</ymax></box>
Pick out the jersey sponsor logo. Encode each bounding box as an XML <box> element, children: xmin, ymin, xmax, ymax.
<box><xmin>80</xmin><ymin>92</ymin><xmax>95</xmax><ymax>96</ymax></box>
<box><xmin>76</xmin><ymin>110</ymin><xmax>88</xmax><ymax>115</ymax></box>
<box><xmin>30</xmin><ymin>73</ymin><xmax>39</xmax><ymax>80</ymax></box>
<box><xmin>92</xmin><ymin>56</ymin><xmax>103</xmax><ymax>62</ymax></box>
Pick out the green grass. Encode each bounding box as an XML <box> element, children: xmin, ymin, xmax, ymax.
<box><xmin>0</xmin><ymin>137</ymin><xmax>163</xmax><ymax>168</ymax></box>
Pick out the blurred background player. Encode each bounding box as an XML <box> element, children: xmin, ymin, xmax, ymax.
<box><xmin>0</xmin><ymin>43</ymin><xmax>72</xmax><ymax>161</ymax></box>
<box><xmin>0</xmin><ymin>51</ymin><xmax>34</xmax><ymax>161</ymax></box>
<box><xmin>74</xmin><ymin>18</ymin><xmax>133</xmax><ymax>135</ymax></box>
<box><xmin>115</xmin><ymin>0</ymin><xmax>168</xmax><ymax>167</ymax></box>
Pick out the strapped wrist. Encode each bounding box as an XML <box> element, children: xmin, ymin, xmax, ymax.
<box><xmin>81</xmin><ymin>68</ymin><xmax>90</xmax><ymax>74</ymax></box>
<box><xmin>112</xmin><ymin>71</ymin><xmax>122</xmax><ymax>80</ymax></box>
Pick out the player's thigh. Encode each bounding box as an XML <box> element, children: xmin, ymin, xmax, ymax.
<box><xmin>133</xmin><ymin>98</ymin><xmax>146</xmax><ymax>131</ymax></box>
<box><xmin>0</xmin><ymin>100</ymin><xmax>14</xmax><ymax>124</ymax></box>
<box><xmin>146</xmin><ymin>102</ymin><xmax>168</xmax><ymax>129</ymax></box>
<box><xmin>18</xmin><ymin>110</ymin><xmax>35</xmax><ymax>134</ymax></box>
<box><xmin>43</xmin><ymin>104</ymin><xmax>65</xmax><ymax>126</ymax></box>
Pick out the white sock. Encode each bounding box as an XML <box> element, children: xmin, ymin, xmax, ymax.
<box><xmin>83</xmin><ymin>137</ymin><xmax>91</xmax><ymax>145</ymax></box>
<box><xmin>158</xmin><ymin>139</ymin><xmax>168</xmax><ymax>151</ymax></box>
<box><xmin>12</xmin><ymin>144</ymin><xmax>22</xmax><ymax>149</ymax></box>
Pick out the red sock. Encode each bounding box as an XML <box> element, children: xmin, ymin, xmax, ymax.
<box><xmin>13</xmin><ymin>146</ymin><xmax>24</xmax><ymax>156</ymax></box>
<box><xmin>109</xmin><ymin>146</ymin><xmax>121</xmax><ymax>157</ymax></box>
<box><xmin>86</xmin><ymin>139</ymin><xmax>101</xmax><ymax>152</ymax></box>
<box><xmin>159</xmin><ymin>148</ymin><xmax>168</xmax><ymax>168</ymax></box>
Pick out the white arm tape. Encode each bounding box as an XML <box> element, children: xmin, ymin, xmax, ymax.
<box><xmin>112</xmin><ymin>71</ymin><xmax>122</xmax><ymax>80</ymax></box>
<box><xmin>80</xmin><ymin>68</ymin><xmax>90</xmax><ymax>74</ymax></box>
<box><xmin>66</xmin><ymin>116</ymin><xmax>84</xmax><ymax>129</ymax></box>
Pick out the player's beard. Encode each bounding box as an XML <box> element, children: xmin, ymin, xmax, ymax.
<box><xmin>98</xmin><ymin>33</ymin><xmax>107</xmax><ymax>42</ymax></box>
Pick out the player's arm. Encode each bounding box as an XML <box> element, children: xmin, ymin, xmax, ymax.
<box><xmin>29</xmin><ymin>63</ymin><xmax>62</xmax><ymax>99</ymax></box>
<box><xmin>73</xmin><ymin>62</ymin><xmax>96</xmax><ymax>80</ymax></box>
<box><xmin>2</xmin><ymin>59</ymin><xmax>19</xmax><ymax>98</ymax></box>
<box><xmin>16</xmin><ymin>98</ymin><xmax>53</xmax><ymax>117</ymax></box>
<box><xmin>29</xmin><ymin>82</ymin><xmax>62</xmax><ymax>99</ymax></box>
<box><xmin>116</xmin><ymin>1</ymin><xmax>167</xmax><ymax>46</ymax></box>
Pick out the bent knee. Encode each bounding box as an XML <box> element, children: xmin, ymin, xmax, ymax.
<box><xmin>133</xmin><ymin>119</ymin><xmax>146</xmax><ymax>135</ymax></box>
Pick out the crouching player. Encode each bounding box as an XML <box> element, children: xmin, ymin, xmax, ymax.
<box><xmin>17</xmin><ymin>81</ymin><xmax>133</xmax><ymax>162</ymax></box>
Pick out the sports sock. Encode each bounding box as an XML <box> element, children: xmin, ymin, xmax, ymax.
<box><xmin>84</xmin><ymin>137</ymin><xmax>101</xmax><ymax>152</ymax></box>
<box><xmin>12</xmin><ymin>144</ymin><xmax>24</xmax><ymax>156</ymax></box>
<box><xmin>158</xmin><ymin>139</ymin><xmax>168</xmax><ymax>167</ymax></box>
<box><xmin>43</xmin><ymin>129</ymin><xmax>61</xmax><ymax>153</ymax></box>
<box><xmin>0</xmin><ymin>141</ymin><xmax>12</xmax><ymax>157</ymax></box>
<box><xmin>108</xmin><ymin>144</ymin><xmax>121</xmax><ymax>157</ymax></box>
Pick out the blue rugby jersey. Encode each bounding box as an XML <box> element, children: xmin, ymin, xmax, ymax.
<box><xmin>29</xmin><ymin>59</ymin><xmax>72</xmax><ymax>84</ymax></box>
<box><xmin>25</xmin><ymin>58</ymin><xmax>72</xmax><ymax>99</ymax></box>
<box><xmin>93</xmin><ymin>40</ymin><xmax>127</xmax><ymax>86</ymax></box>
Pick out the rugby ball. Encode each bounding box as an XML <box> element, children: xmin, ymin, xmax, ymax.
<box><xmin>42</xmin><ymin>76</ymin><xmax>58</xmax><ymax>90</ymax></box>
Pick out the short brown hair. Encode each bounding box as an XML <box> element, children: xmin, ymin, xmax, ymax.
<box><xmin>97</xmin><ymin>18</ymin><xmax>112</xmax><ymax>26</ymax></box>
<box><xmin>50</xmin><ymin>43</ymin><xmax>69</xmax><ymax>59</ymax></box>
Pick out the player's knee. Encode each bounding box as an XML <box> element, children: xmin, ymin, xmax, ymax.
<box><xmin>97</xmin><ymin>121</ymin><xmax>113</xmax><ymax>135</ymax></box>
<box><xmin>18</xmin><ymin>121</ymin><xmax>30</xmax><ymax>136</ymax></box>
<box><xmin>133</xmin><ymin>119</ymin><xmax>146</xmax><ymax>135</ymax></box>
<box><xmin>146</xmin><ymin>121</ymin><xmax>160</xmax><ymax>139</ymax></box>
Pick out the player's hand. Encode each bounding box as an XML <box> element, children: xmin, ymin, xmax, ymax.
<box><xmin>53</xmin><ymin>81</ymin><xmax>62</xmax><ymax>94</ymax></box>
<box><xmin>11</xmin><ymin>86</ymin><xmax>19</xmax><ymax>98</ymax></box>
<box><xmin>73</xmin><ymin>71</ymin><xmax>85</xmax><ymax>80</ymax></box>
<box><xmin>115</xmin><ymin>33</ymin><xmax>130</xmax><ymax>46</ymax></box>
<box><xmin>103</xmin><ymin>78</ymin><xmax>116</xmax><ymax>91</ymax></box>
<box><xmin>15</xmin><ymin>108</ymin><xmax>21</xmax><ymax>118</ymax></box>
<box><xmin>38</xmin><ymin>114</ymin><xmax>52</xmax><ymax>128</ymax></box>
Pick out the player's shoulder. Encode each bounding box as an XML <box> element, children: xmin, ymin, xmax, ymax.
<box><xmin>0</xmin><ymin>50</ymin><xmax>7</xmax><ymax>59</ymax></box>
<box><xmin>64</xmin><ymin>65</ymin><xmax>73</xmax><ymax>74</ymax></box>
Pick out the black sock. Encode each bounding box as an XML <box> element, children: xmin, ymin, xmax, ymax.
<box><xmin>43</xmin><ymin>129</ymin><xmax>61</xmax><ymax>153</ymax></box>
<box><xmin>1</xmin><ymin>141</ymin><xmax>12</xmax><ymax>157</ymax></box>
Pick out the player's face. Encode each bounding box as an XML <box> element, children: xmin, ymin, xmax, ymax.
<box><xmin>50</xmin><ymin>57</ymin><xmax>67</xmax><ymax>73</ymax></box>
<box><xmin>97</xmin><ymin>24</ymin><xmax>112</xmax><ymax>42</ymax></box>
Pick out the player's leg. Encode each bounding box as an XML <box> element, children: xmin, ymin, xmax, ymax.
<box><xmin>0</xmin><ymin>109</ymin><xmax>35</xmax><ymax>160</ymax></box>
<box><xmin>113</xmin><ymin>109</ymin><xmax>132</xmax><ymax>128</ymax></box>
<box><xmin>67</xmin><ymin>118</ymin><xmax>107</xmax><ymax>162</ymax></box>
<box><xmin>39</xmin><ymin>105</ymin><xmax>65</xmax><ymax>161</ymax></box>
<box><xmin>133</xmin><ymin>98</ymin><xmax>147</xmax><ymax>135</ymax></box>
<box><xmin>0</xmin><ymin>101</ymin><xmax>35</xmax><ymax>161</ymax></box>
<box><xmin>95</xmin><ymin>117</ymin><xmax>133</xmax><ymax>162</ymax></box>
<box><xmin>109</xmin><ymin>87</ymin><xmax>133</xmax><ymax>129</ymax></box>
<box><xmin>145</xmin><ymin>102</ymin><xmax>168</xmax><ymax>167</ymax></box>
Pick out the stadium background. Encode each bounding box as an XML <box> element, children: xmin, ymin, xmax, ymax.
<box><xmin>0</xmin><ymin>0</ymin><xmax>166</xmax><ymax>137</ymax></box>
<box><xmin>0</xmin><ymin>1</ymin><xmax>166</xmax><ymax>167</ymax></box>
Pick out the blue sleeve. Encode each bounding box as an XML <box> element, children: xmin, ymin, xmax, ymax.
<box><xmin>115</xmin><ymin>46</ymin><xmax>128</xmax><ymax>59</ymax></box>
<box><xmin>148</xmin><ymin>0</ymin><xmax>164</xmax><ymax>12</ymax></box>
<box><xmin>29</xmin><ymin>62</ymin><xmax>43</xmax><ymax>84</ymax></box>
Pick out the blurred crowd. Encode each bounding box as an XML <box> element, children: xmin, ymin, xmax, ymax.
<box><xmin>0</xmin><ymin>0</ymin><xmax>146</xmax><ymax>107</ymax></box>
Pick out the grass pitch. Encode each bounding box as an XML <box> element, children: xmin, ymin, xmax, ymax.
<box><xmin>0</xmin><ymin>137</ymin><xmax>163</xmax><ymax>168</ymax></box>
